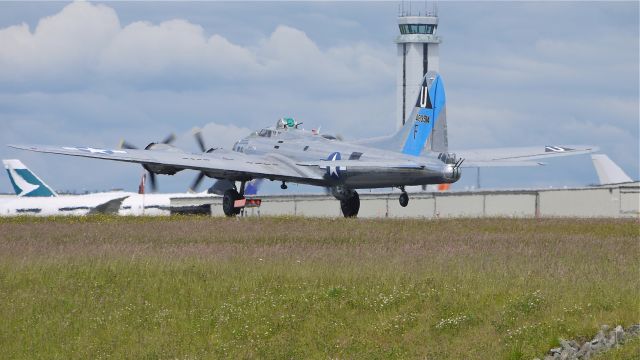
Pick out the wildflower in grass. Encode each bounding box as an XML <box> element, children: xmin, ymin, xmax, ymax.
<box><xmin>435</xmin><ymin>313</ymin><xmax>473</xmax><ymax>331</ymax></box>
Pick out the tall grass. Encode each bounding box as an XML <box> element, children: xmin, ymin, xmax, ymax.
<box><xmin>0</xmin><ymin>217</ymin><xmax>638</xmax><ymax>359</ymax></box>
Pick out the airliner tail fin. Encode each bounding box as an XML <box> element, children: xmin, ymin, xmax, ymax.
<box><xmin>2</xmin><ymin>159</ymin><xmax>57</xmax><ymax>197</ymax></box>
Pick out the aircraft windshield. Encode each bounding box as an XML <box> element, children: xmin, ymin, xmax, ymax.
<box><xmin>258</xmin><ymin>129</ymin><xmax>279</xmax><ymax>137</ymax></box>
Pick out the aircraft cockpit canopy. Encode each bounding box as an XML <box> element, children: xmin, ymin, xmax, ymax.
<box><xmin>258</xmin><ymin>128</ymin><xmax>279</xmax><ymax>138</ymax></box>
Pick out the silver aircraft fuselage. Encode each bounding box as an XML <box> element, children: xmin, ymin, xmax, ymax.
<box><xmin>229</xmin><ymin>125</ymin><xmax>459</xmax><ymax>189</ymax></box>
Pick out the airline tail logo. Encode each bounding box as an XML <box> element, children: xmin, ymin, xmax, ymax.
<box><xmin>3</xmin><ymin>160</ymin><xmax>57</xmax><ymax>197</ymax></box>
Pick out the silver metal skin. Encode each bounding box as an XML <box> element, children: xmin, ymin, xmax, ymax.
<box><xmin>7</xmin><ymin>72</ymin><xmax>596</xmax><ymax>217</ymax></box>
<box><xmin>230</xmin><ymin>125</ymin><xmax>458</xmax><ymax>189</ymax></box>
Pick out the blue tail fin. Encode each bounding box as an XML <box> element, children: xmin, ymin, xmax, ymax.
<box><xmin>354</xmin><ymin>72</ymin><xmax>447</xmax><ymax>155</ymax></box>
<box><xmin>3</xmin><ymin>159</ymin><xmax>57</xmax><ymax>197</ymax></box>
<box><xmin>401</xmin><ymin>72</ymin><xmax>446</xmax><ymax>155</ymax></box>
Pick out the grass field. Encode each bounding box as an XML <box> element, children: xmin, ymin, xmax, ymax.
<box><xmin>0</xmin><ymin>216</ymin><xmax>638</xmax><ymax>359</ymax></box>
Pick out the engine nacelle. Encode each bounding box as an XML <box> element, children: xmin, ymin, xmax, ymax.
<box><xmin>143</xmin><ymin>163</ymin><xmax>181</xmax><ymax>176</ymax></box>
<box><xmin>142</xmin><ymin>143</ymin><xmax>182</xmax><ymax>175</ymax></box>
<box><xmin>144</xmin><ymin>142</ymin><xmax>178</xmax><ymax>151</ymax></box>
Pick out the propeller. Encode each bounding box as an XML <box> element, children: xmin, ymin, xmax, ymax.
<box><xmin>117</xmin><ymin>133</ymin><xmax>176</xmax><ymax>193</ymax></box>
<box><xmin>194</xmin><ymin>129</ymin><xmax>206</xmax><ymax>153</ymax></box>
<box><xmin>190</xmin><ymin>128</ymin><xmax>265</xmax><ymax>195</ymax></box>
<box><xmin>190</xmin><ymin>171</ymin><xmax>207</xmax><ymax>193</ymax></box>
<box><xmin>161</xmin><ymin>133</ymin><xmax>176</xmax><ymax>146</ymax></box>
<box><xmin>189</xmin><ymin>128</ymin><xmax>216</xmax><ymax>192</ymax></box>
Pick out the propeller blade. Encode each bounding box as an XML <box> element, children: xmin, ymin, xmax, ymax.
<box><xmin>161</xmin><ymin>133</ymin><xmax>176</xmax><ymax>145</ymax></box>
<box><xmin>193</xmin><ymin>129</ymin><xmax>206</xmax><ymax>153</ymax></box>
<box><xmin>148</xmin><ymin>171</ymin><xmax>157</xmax><ymax>192</ymax></box>
<box><xmin>118</xmin><ymin>139</ymin><xmax>138</xmax><ymax>150</ymax></box>
<box><xmin>189</xmin><ymin>172</ymin><xmax>206</xmax><ymax>193</ymax></box>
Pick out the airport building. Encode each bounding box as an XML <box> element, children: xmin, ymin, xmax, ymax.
<box><xmin>173</xmin><ymin>182</ymin><xmax>640</xmax><ymax>219</ymax></box>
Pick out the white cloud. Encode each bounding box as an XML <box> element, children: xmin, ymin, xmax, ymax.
<box><xmin>0</xmin><ymin>2</ymin><xmax>120</xmax><ymax>86</ymax></box>
<box><xmin>0</xmin><ymin>1</ymin><xmax>393</xmax><ymax>92</ymax></box>
<box><xmin>0</xmin><ymin>1</ymin><xmax>636</xmax><ymax>193</ymax></box>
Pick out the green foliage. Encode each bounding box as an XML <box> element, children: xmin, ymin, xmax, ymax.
<box><xmin>592</xmin><ymin>336</ymin><xmax>640</xmax><ymax>360</ymax></box>
<box><xmin>0</xmin><ymin>217</ymin><xmax>638</xmax><ymax>359</ymax></box>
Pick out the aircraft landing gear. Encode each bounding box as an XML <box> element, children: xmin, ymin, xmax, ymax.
<box><xmin>222</xmin><ymin>180</ymin><xmax>247</xmax><ymax>217</ymax></box>
<box><xmin>340</xmin><ymin>191</ymin><xmax>360</xmax><ymax>218</ymax></box>
<box><xmin>222</xmin><ymin>189</ymin><xmax>242</xmax><ymax>217</ymax></box>
<box><xmin>399</xmin><ymin>190</ymin><xmax>409</xmax><ymax>207</ymax></box>
<box><xmin>280</xmin><ymin>181</ymin><xmax>288</xmax><ymax>190</ymax></box>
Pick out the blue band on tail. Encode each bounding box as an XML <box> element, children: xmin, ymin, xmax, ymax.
<box><xmin>402</xmin><ymin>74</ymin><xmax>446</xmax><ymax>156</ymax></box>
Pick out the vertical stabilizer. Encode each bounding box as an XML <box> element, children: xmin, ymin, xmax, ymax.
<box><xmin>401</xmin><ymin>71</ymin><xmax>447</xmax><ymax>155</ymax></box>
<box><xmin>591</xmin><ymin>154</ymin><xmax>632</xmax><ymax>185</ymax></box>
<box><xmin>356</xmin><ymin>71</ymin><xmax>448</xmax><ymax>155</ymax></box>
<box><xmin>3</xmin><ymin>159</ymin><xmax>57</xmax><ymax>197</ymax></box>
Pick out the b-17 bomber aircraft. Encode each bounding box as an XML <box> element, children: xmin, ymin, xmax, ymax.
<box><xmin>9</xmin><ymin>72</ymin><xmax>595</xmax><ymax>217</ymax></box>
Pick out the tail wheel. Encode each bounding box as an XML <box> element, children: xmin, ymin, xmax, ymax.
<box><xmin>222</xmin><ymin>189</ymin><xmax>241</xmax><ymax>217</ymax></box>
<box><xmin>340</xmin><ymin>191</ymin><xmax>360</xmax><ymax>218</ymax></box>
<box><xmin>399</xmin><ymin>192</ymin><xmax>409</xmax><ymax>207</ymax></box>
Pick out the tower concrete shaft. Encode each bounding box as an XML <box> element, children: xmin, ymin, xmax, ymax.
<box><xmin>396</xmin><ymin>15</ymin><xmax>441</xmax><ymax>130</ymax></box>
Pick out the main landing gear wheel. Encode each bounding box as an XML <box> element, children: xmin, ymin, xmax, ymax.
<box><xmin>222</xmin><ymin>189</ymin><xmax>242</xmax><ymax>217</ymax></box>
<box><xmin>399</xmin><ymin>192</ymin><xmax>409</xmax><ymax>207</ymax></box>
<box><xmin>340</xmin><ymin>191</ymin><xmax>360</xmax><ymax>218</ymax></box>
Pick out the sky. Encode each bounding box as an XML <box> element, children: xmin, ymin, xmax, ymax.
<box><xmin>0</xmin><ymin>1</ymin><xmax>638</xmax><ymax>194</ymax></box>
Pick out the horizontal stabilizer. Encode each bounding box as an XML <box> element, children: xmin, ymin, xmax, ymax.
<box><xmin>455</xmin><ymin>145</ymin><xmax>597</xmax><ymax>167</ymax></box>
<box><xmin>462</xmin><ymin>161</ymin><xmax>546</xmax><ymax>168</ymax></box>
<box><xmin>591</xmin><ymin>154</ymin><xmax>632</xmax><ymax>184</ymax></box>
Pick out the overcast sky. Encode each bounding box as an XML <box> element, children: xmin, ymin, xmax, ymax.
<box><xmin>0</xmin><ymin>1</ymin><xmax>637</xmax><ymax>194</ymax></box>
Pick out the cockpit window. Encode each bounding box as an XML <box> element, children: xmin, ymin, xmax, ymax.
<box><xmin>258</xmin><ymin>129</ymin><xmax>279</xmax><ymax>137</ymax></box>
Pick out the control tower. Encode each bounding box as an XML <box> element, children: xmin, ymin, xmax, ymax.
<box><xmin>396</xmin><ymin>8</ymin><xmax>441</xmax><ymax>130</ymax></box>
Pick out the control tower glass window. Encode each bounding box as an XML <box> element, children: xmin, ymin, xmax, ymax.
<box><xmin>398</xmin><ymin>24</ymin><xmax>435</xmax><ymax>35</ymax></box>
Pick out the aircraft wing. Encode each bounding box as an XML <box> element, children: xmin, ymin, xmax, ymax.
<box><xmin>8</xmin><ymin>144</ymin><xmax>325</xmax><ymax>184</ymax></box>
<box><xmin>455</xmin><ymin>145</ymin><xmax>597</xmax><ymax>167</ymax></box>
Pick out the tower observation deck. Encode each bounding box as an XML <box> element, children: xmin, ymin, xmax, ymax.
<box><xmin>396</xmin><ymin>11</ymin><xmax>441</xmax><ymax>130</ymax></box>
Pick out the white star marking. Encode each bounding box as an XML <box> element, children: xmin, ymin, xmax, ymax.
<box><xmin>325</xmin><ymin>153</ymin><xmax>346</xmax><ymax>178</ymax></box>
<box><xmin>63</xmin><ymin>147</ymin><xmax>126</xmax><ymax>154</ymax></box>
